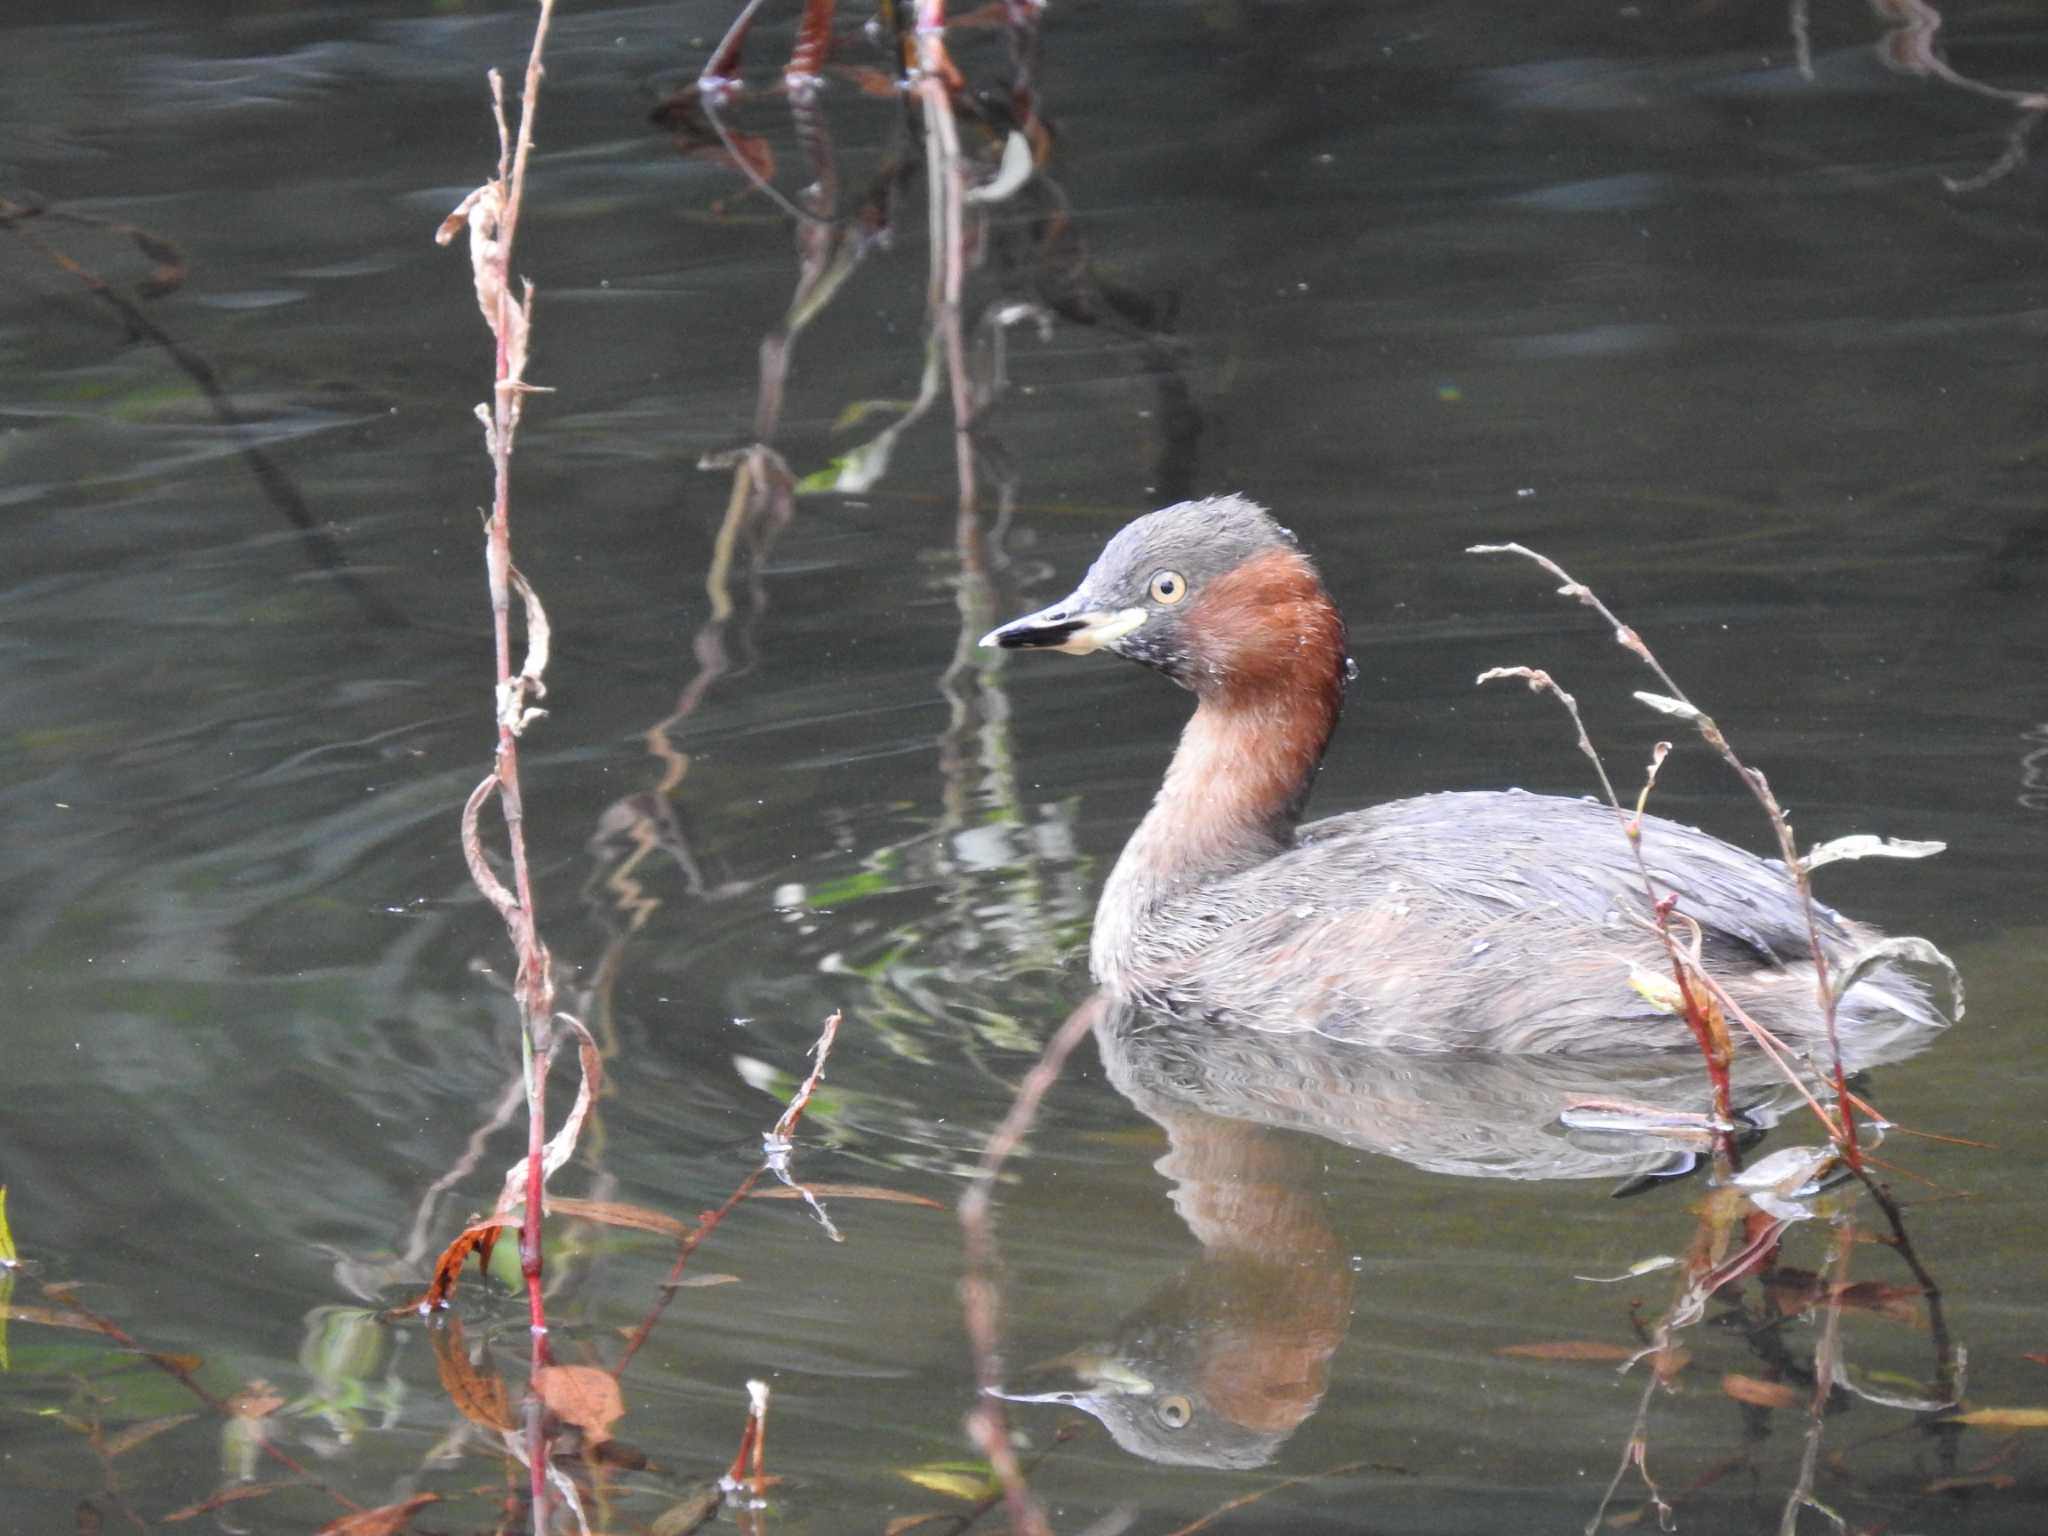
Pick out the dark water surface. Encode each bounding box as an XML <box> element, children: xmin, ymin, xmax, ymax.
<box><xmin>3</xmin><ymin>1</ymin><xmax>2045</xmax><ymax>1531</ymax></box>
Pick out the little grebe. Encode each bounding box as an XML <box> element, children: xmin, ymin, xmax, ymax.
<box><xmin>982</xmin><ymin>496</ymin><xmax>1948</xmax><ymax>1053</ymax></box>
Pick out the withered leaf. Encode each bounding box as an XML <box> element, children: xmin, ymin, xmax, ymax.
<box><xmin>3</xmin><ymin>1304</ymin><xmax>108</xmax><ymax>1334</ymax></box>
<box><xmin>1924</xmin><ymin>1472</ymin><xmax>2017</xmax><ymax>1492</ymax></box>
<box><xmin>1834</xmin><ymin>1281</ymin><xmax>1927</xmax><ymax>1327</ymax></box>
<box><xmin>401</xmin><ymin>1214</ymin><xmax>520</xmax><ymax>1313</ymax></box>
<box><xmin>750</xmin><ymin>1183</ymin><xmax>945</xmax><ymax>1211</ymax></box>
<box><xmin>535</xmin><ymin>1363</ymin><xmax>623</xmax><ymax>1442</ymax></box>
<box><xmin>313</xmin><ymin>1492</ymin><xmax>439</xmax><ymax>1536</ymax></box>
<box><xmin>103</xmin><ymin>1413</ymin><xmax>197</xmax><ymax>1458</ymax></box>
<box><xmin>1496</xmin><ymin>1340</ymin><xmax>1636</xmax><ymax>1362</ymax></box>
<box><xmin>428</xmin><ymin>1321</ymin><xmax>515</xmax><ymax>1432</ymax></box>
<box><xmin>161</xmin><ymin>1481</ymin><xmax>292</xmax><ymax>1522</ymax></box>
<box><xmin>1722</xmin><ymin>1374</ymin><xmax>1805</xmax><ymax>1410</ymax></box>
<box><xmin>549</xmin><ymin>1197</ymin><xmax>691</xmax><ymax>1242</ymax></box>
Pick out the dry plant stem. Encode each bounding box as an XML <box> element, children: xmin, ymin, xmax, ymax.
<box><xmin>1850</xmin><ymin>1166</ymin><xmax>1961</xmax><ymax>1433</ymax></box>
<box><xmin>957</xmin><ymin>995</ymin><xmax>1104</xmax><ymax>1536</ymax></box>
<box><xmin>1473</xmin><ymin>544</ymin><xmax>1862</xmax><ymax>1167</ymax></box>
<box><xmin>439</xmin><ymin>4</ymin><xmax>558</xmax><ymax>1527</ymax></box>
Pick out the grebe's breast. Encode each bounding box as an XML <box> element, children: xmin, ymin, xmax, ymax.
<box><xmin>1111</xmin><ymin>790</ymin><xmax>1945</xmax><ymax>1054</ymax></box>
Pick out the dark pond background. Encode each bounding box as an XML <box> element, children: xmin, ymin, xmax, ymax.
<box><xmin>3</xmin><ymin>1</ymin><xmax>2045</xmax><ymax>1531</ymax></box>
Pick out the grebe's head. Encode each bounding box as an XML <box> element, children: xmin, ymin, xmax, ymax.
<box><xmin>981</xmin><ymin>495</ymin><xmax>1346</xmax><ymax>701</ymax></box>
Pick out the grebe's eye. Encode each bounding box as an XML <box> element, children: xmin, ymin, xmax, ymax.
<box><xmin>1156</xmin><ymin>1394</ymin><xmax>1193</xmax><ymax>1430</ymax></box>
<box><xmin>1149</xmin><ymin>570</ymin><xmax>1186</xmax><ymax>605</ymax></box>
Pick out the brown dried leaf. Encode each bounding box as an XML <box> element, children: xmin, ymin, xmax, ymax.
<box><xmin>161</xmin><ymin>1482</ymin><xmax>292</xmax><ymax>1522</ymax></box>
<box><xmin>1834</xmin><ymin>1280</ymin><xmax>1927</xmax><ymax>1327</ymax></box>
<box><xmin>749</xmin><ymin>1183</ymin><xmax>945</xmax><ymax>1211</ymax></box>
<box><xmin>549</xmin><ymin>1197</ymin><xmax>691</xmax><ymax>1242</ymax></box>
<box><xmin>149</xmin><ymin>1353</ymin><xmax>204</xmax><ymax>1377</ymax></box>
<box><xmin>1924</xmin><ymin>1472</ymin><xmax>2017</xmax><ymax>1492</ymax></box>
<box><xmin>102</xmin><ymin>1413</ymin><xmax>196</xmax><ymax>1458</ymax></box>
<box><xmin>2024</xmin><ymin>1352</ymin><xmax>2048</xmax><ymax>1368</ymax></box>
<box><xmin>1496</xmin><ymin>1340</ymin><xmax>1636</xmax><ymax>1362</ymax></box>
<box><xmin>1722</xmin><ymin>1374</ymin><xmax>1805</xmax><ymax>1410</ymax></box>
<box><xmin>3</xmin><ymin>1304</ymin><xmax>109</xmax><ymax>1334</ymax></box>
<box><xmin>428</xmin><ymin>1321</ymin><xmax>515</xmax><ymax>1432</ymax></box>
<box><xmin>400</xmin><ymin>1214</ymin><xmax>519</xmax><ymax>1313</ymax></box>
<box><xmin>314</xmin><ymin>1493</ymin><xmax>439</xmax><ymax>1536</ymax></box>
<box><xmin>535</xmin><ymin>1363</ymin><xmax>623</xmax><ymax>1442</ymax></box>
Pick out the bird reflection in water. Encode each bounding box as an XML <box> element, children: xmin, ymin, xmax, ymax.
<box><xmin>990</xmin><ymin>992</ymin><xmax>1941</xmax><ymax>1469</ymax></box>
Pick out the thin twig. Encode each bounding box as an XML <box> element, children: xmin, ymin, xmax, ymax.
<box><xmin>957</xmin><ymin>993</ymin><xmax>1105</xmax><ymax>1536</ymax></box>
<box><xmin>1473</xmin><ymin>543</ymin><xmax>1864</xmax><ymax>1164</ymax></box>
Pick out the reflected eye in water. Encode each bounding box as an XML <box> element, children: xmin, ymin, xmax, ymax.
<box><xmin>1155</xmin><ymin>1393</ymin><xmax>1193</xmax><ymax>1429</ymax></box>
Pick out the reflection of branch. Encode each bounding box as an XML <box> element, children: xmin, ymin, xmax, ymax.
<box><xmin>1779</xmin><ymin>1219</ymin><xmax>1850</xmax><ymax>1536</ymax></box>
<box><xmin>958</xmin><ymin>993</ymin><xmax>1105</xmax><ymax>1536</ymax></box>
<box><xmin>0</xmin><ymin>196</ymin><xmax>406</xmax><ymax>630</ymax></box>
<box><xmin>1868</xmin><ymin>0</ymin><xmax>2048</xmax><ymax>192</ymax></box>
<box><xmin>611</xmin><ymin>1012</ymin><xmax>841</xmax><ymax>1383</ymax></box>
<box><xmin>914</xmin><ymin>3</ymin><xmax>978</xmax><ymax>512</ymax></box>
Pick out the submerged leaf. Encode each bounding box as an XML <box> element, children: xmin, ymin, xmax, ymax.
<box><xmin>161</xmin><ymin>1481</ymin><xmax>292</xmax><ymax>1522</ymax></box>
<box><xmin>649</xmin><ymin>1482</ymin><xmax>726</xmax><ymax>1536</ymax></box>
<box><xmin>1496</xmin><ymin>1340</ymin><xmax>1636</xmax><ymax>1362</ymax></box>
<box><xmin>899</xmin><ymin>1459</ymin><xmax>999</xmax><ymax>1501</ymax></box>
<box><xmin>535</xmin><ymin>1363</ymin><xmax>624</xmax><ymax>1442</ymax></box>
<box><xmin>428</xmin><ymin>1321</ymin><xmax>515</xmax><ymax>1431</ymax></box>
<box><xmin>103</xmin><ymin>1413</ymin><xmax>197</xmax><ymax>1458</ymax></box>
<box><xmin>1722</xmin><ymin>1374</ymin><xmax>1804</xmax><ymax>1410</ymax></box>
<box><xmin>3</xmin><ymin>1305</ymin><xmax>106</xmax><ymax>1335</ymax></box>
<box><xmin>313</xmin><ymin>1493</ymin><xmax>439</xmax><ymax>1536</ymax></box>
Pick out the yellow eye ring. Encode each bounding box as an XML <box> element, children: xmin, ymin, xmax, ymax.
<box><xmin>1157</xmin><ymin>1395</ymin><xmax>1193</xmax><ymax>1429</ymax></box>
<box><xmin>1149</xmin><ymin>570</ymin><xmax>1187</xmax><ymax>605</ymax></box>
